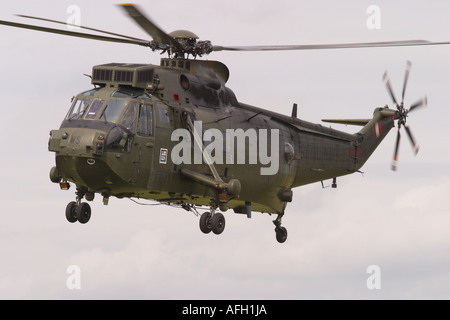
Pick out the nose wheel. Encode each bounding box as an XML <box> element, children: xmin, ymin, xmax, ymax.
<box><xmin>65</xmin><ymin>201</ymin><xmax>78</xmax><ymax>223</ymax></box>
<box><xmin>65</xmin><ymin>189</ymin><xmax>92</xmax><ymax>224</ymax></box>
<box><xmin>65</xmin><ymin>201</ymin><xmax>92</xmax><ymax>224</ymax></box>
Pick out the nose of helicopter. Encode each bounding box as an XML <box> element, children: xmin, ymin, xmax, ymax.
<box><xmin>49</xmin><ymin>127</ymin><xmax>106</xmax><ymax>157</ymax></box>
<box><xmin>49</xmin><ymin>124</ymin><xmax>135</xmax><ymax>192</ymax></box>
<box><xmin>49</xmin><ymin>127</ymin><xmax>110</xmax><ymax>187</ymax></box>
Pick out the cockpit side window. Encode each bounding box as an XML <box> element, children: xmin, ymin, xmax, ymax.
<box><xmin>119</xmin><ymin>101</ymin><xmax>137</xmax><ymax>132</ymax></box>
<box><xmin>105</xmin><ymin>101</ymin><xmax>137</xmax><ymax>153</ymax></box>
<box><xmin>66</xmin><ymin>97</ymin><xmax>91</xmax><ymax>120</ymax></box>
<box><xmin>137</xmin><ymin>104</ymin><xmax>153</xmax><ymax>136</ymax></box>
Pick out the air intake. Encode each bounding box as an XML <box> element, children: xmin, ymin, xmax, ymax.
<box><xmin>92</xmin><ymin>63</ymin><xmax>155</xmax><ymax>89</ymax></box>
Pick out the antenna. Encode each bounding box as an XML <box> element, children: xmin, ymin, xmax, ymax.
<box><xmin>291</xmin><ymin>103</ymin><xmax>298</xmax><ymax>118</ymax></box>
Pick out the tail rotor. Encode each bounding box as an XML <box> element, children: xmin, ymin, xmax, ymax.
<box><xmin>382</xmin><ymin>61</ymin><xmax>427</xmax><ymax>171</ymax></box>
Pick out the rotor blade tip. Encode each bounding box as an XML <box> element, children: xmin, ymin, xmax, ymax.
<box><xmin>391</xmin><ymin>162</ymin><xmax>398</xmax><ymax>171</ymax></box>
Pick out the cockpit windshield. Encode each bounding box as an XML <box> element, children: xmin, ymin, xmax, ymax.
<box><xmin>85</xmin><ymin>99</ymin><xmax>104</xmax><ymax>120</ymax></box>
<box><xmin>63</xmin><ymin>88</ymin><xmax>154</xmax><ymax>153</ymax></box>
<box><xmin>66</xmin><ymin>97</ymin><xmax>90</xmax><ymax>120</ymax></box>
<box><xmin>100</xmin><ymin>99</ymin><xmax>127</xmax><ymax>123</ymax></box>
<box><xmin>66</xmin><ymin>96</ymin><xmax>137</xmax><ymax>133</ymax></box>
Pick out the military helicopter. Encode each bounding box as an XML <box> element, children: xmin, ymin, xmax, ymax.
<box><xmin>0</xmin><ymin>4</ymin><xmax>440</xmax><ymax>243</ymax></box>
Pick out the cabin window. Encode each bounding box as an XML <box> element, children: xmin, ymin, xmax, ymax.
<box><xmin>138</xmin><ymin>104</ymin><xmax>153</xmax><ymax>136</ymax></box>
<box><xmin>159</xmin><ymin>108</ymin><xmax>170</xmax><ymax>123</ymax></box>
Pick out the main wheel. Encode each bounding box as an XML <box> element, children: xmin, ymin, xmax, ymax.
<box><xmin>199</xmin><ymin>212</ymin><xmax>212</xmax><ymax>234</ymax></box>
<box><xmin>65</xmin><ymin>201</ymin><xmax>78</xmax><ymax>223</ymax></box>
<box><xmin>211</xmin><ymin>212</ymin><xmax>226</xmax><ymax>235</ymax></box>
<box><xmin>77</xmin><ymin>202</ymin><xmax>91</xmax><ymax>224</ymax></box>
<box><xmin>275</xmin><ymin>226</ymin><xmax>288</xmax><ymax>243</ymax></box>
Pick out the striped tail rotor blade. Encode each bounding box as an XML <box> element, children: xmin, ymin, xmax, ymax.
<box><xmin>409</xmin><ymin>96</ymin><xmax>428</xmax><ymax>113</ymax></box>
<box><xmin>403</xmin><ymin>125</ymin><xmax>420</xmax><ymax>155</ymax></box>
<box><xmin>383</xmin><ymin>71</ymin><xmax>398</xmax><ymax>106</ymax></box>
<box><xmin>391</xmin><ymin>128</ymin><xmax>401</xmax><ymax>171</ymax></box>
<box><xmin>401</xmin><ymin>60</ymin><xmax>412</xmax><ymax>104</ymax></box>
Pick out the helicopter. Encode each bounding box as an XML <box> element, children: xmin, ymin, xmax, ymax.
<box><xmin>0</xmin><ymin>4</ymin><xmax>439</xmax><ymax>243</ymax></box>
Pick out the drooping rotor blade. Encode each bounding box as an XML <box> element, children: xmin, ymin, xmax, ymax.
<box><xmin>409</xmin><ymin>96</ymin><xmax>428</xmax><ymax>112</ymax></box>
<box><xmin>212</xmin><ymin>40</ymin><xmax>450</xmax><ymax>52</ymax></box>
<box><xmin>17</xmin><ymin>14</ymin><xmax>147</xmax><ymax>42</ymax></box>
<box><xmin>401</xmin><ymin>60</ymin><xmax>412</xmax><ymax>104</ymax></box>
<box><xmin>403</xmin><ymin>125</ymin><xmax>420</xmax><ymax>155</ymax></box>
<box><xmin>0</xmin><ymin>19</ymin><xmax>150</xmax><ymax>46</ymax></box>
<box><xmin>119</xmin><ymin>3</ymin><xmax>182</xmax><ymax>50</ymax></box>
<box><xmin>392</xmin><ymin>128</ymin><xmax>401</xmax><ymax>171</ymax></box>
<box><xmin>383</xmin><ymin>71</ymin><xmax>399</xmax><ymax>106</ymax></box>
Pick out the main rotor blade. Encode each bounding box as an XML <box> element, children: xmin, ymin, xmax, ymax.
<box><xmin>401</xmin><ymin>60</ymin><xmax>412</xmax><ymax>104</ymax></box>
<box><xmin>0</xmin><ymin>19</ymin><xmax>150</xmax><ymax>46</ymax></box>
<box><xmin>119</xmin><ymin>3</ymin><xmax>182</xmax><ymax>50</ymax></box>
<box><xmin>403</xmin><ymin>125</ymin><xmax>420</xmax><ymax>155</ymax></box>
<box><xmin>409</xmin><ymin>96</ymin><xmax>428</xmax><ymax>112</ymax></box>
<box><xmin>17</xmin><ymin>14</ymin><xmax>147</xmax><ymax>42</ymax></box>
<box><xmin>383</xmin><ymin>71</ymin><xmax>398</xmax><ymax>106</ymax></box>
<box><xmin>392</xmin><ymin>128</ymin><xmax>401</xmax><ymax>171</ymax></box>
<box><xmin>212</xmin><ymin>40</ymin><xmax>450</xmax><ymax>52</ymax></box>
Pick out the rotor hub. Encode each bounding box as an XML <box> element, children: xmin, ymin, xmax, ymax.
<box><xmin>168</xmin><ymin>30</ymin><xmax>199</xmax><ymax>40</ymax></box>
<box><xmin>396</xmin><ymin>104</ymin><xmax>409</xmax><ymax>126</ymax></box>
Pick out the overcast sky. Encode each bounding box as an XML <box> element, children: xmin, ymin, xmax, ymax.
<box><xmin>1</xmin><ymin>0</ymin><xmax>450</xmax><ymax>300</ymax></box>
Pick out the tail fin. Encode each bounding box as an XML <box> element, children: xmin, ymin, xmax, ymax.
<box><xmin>324</xmin><ymin>106</ymin><xmax>396</xmax><ymax>171</ymax></box>
<box><xmin>354</xmin><ymin>106</ymin><xmax>396</xmax><ymax>170</ymax></box>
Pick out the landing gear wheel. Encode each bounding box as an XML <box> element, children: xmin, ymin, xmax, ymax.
<box><xmin>199</xmin><ymin>212</ymin><xmax>212</xmax><ymax>234</ymax></box>
<box><xmin>65</xmin><ymin>201</ymin><xmax>78</xmax><ymax>223</ymax></box>
<box><xmin>275</xmin><ymin>226</ymin><xmax>288</xmax><ymax>243</ymax></box>
<box><xmin>77</xmin><ymin>202</ymin><xmax>91</xmax><ymax>224</ymax></box>
<box><xmin>211</xmin><ymin>212</ymin><xmax>226</xmax><ymax>235</ymax></box>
